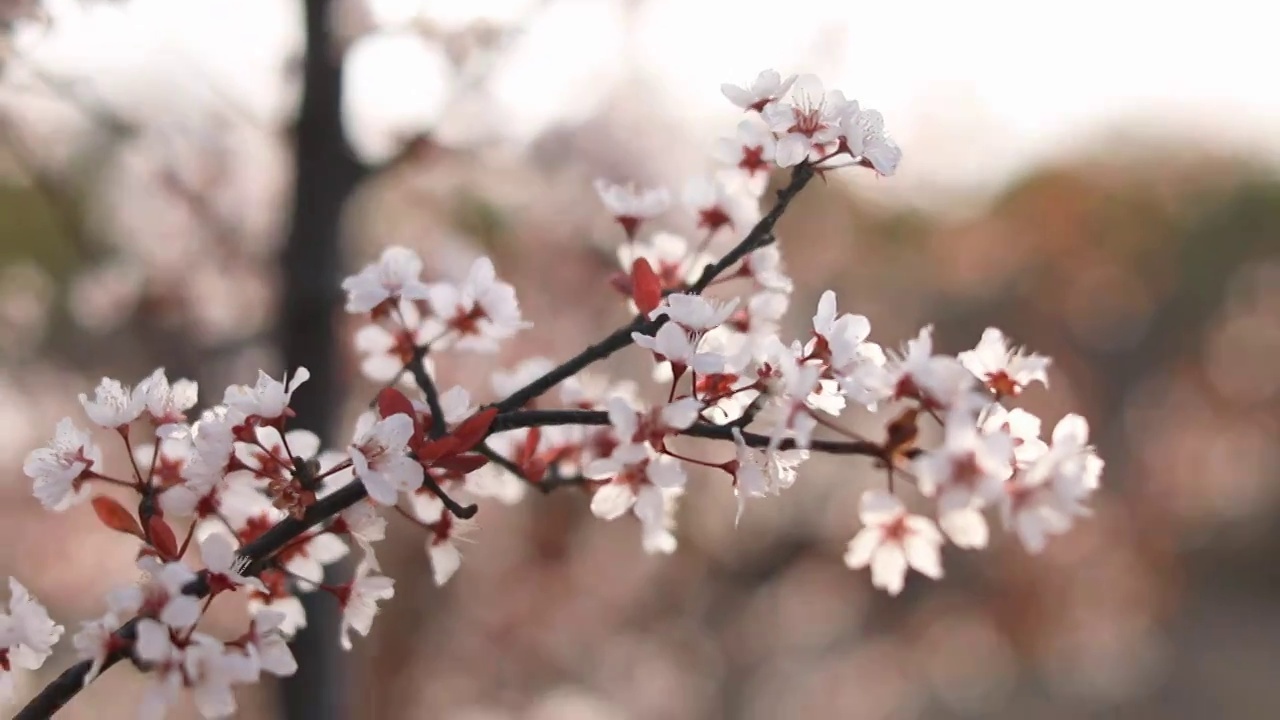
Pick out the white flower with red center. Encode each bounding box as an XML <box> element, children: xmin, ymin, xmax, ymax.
<box><xmin>682</xmin><ymin>174</ymin><xmax>758</xmax><ymax>235</ymax></box>
<box><xmin>112</xmin><ymin>561</ymin><xmax>203</xmax><ymax>631</ymax></box>
<box><xmin>223</xmin><ymin>368</ymin><xmax>310</xmax><ymax>425</ymax></box>
<box><xmin>851</xmin><ymin>326</ymin><xmax>982</xmax><ymax>413</ymax></box>
<box><xmin>716</xmin><ymin>119</ymin><xmax>777</xmax><ymax>178</ymax></box>
<box><xmin>337</xmin><ymin>557</ymin><xmax>395</xmax><ymax>651</ymax></box>
<box><xmin>584</xmin><ymin>433</ymin><xmax>687</xmax><ymax>522</ymax></box>
<box><xmin>650</xmin><ymin>293</ymin><xmax>739</xmax><ymax>333</ymax></box>
<box><xmin>1000</xmin><ymin>414</ymin><xmax>1103</xmax><ymax>553</ymax></box>
<box><xmin>243</xmin><ymin>611</ymin><xmax>297</xmax><ymax>677</ymax></box>
<box><xmin>762</xmin><ymin>74</ymin><xmax>853</xmax><ymax>167</ymax></box>
<box><xmin>341</xmin><ymin>245</ymin><xmax>432</xmax><ymax>315</ymax></box>
<box><xmin>182</xmin><ymin>405</ymin><xmax>244</xmax><ymax>487</ymax></box>
<box><xmin>808</xmin><ymin>290</ymin><xmax>878</xmax><ymax>377</ymax></box>
<box><xmin>593</xmin><ymin>179</ymin><xmax>670</xmax><ymax>239</ymax></box>
<box><xmin>410</xmin><ymin>493</ymin><xmax>477</xmax><ymax>586</ymax></box>
<box><xmin>79</xmin><ymin>376</ymin><xmax>147</xmax><ymax>430</ymax></box>
<box><xmin>23</xmin><ymin>417</ymin><xmax>100</xmax><ymax>511</ymax></box>
<box><xmin>226</xmin><ymin>426</ymin><xmax>321</xmax><ymax>489</ymax></box>
<box><xmin>721</xmin><ymin>69</ymin><xmax>797</xmax><ymax>112</ymax></box>
<box><xmin>424</xmin><ymin>256</ymin><xmax>530</xmax><ymax>352</ymax></box>
<box><xmin>839</xmin><ymin>107</ymin><xmax>902</xmax><ymax>176</ymax></box>
<box><xmin>137</xmin><ymin>368</ymin><xmax>199</xmax><ymax>437</ymax></box>
<box><xmin>181</xmin><ymin>634</ymin><xmax>260</xmax><ymax>717</ymax></box>
<box><xmin>72</xmin><ymin>614</ymin><xmax>120</xmax><ymax>684</ymax></box>
<box><xmin>0</xmin><ymin>577</ymin><xmax>64</xmax><ymax>700</ymax></box>
<box><xmin>616</xmin><ymin>231</ymin><xmax>707</xmax><ymax>290</ymax></box>
<box><xmin>349</xmin><ymin>411</ymin><xmax>423</xmax><ymax>505</ymax></box>
<box><xmin>632</xmin><ymin>322</ymin><xmax>725</xmax><ymax>377</ymax></box>
<box><xmin>133</xmin><ymin>620</ymin><xmax>257</xmax><ymax>720</ymax></box>
<box><xmin>247</xmin><ymin>577</ymin><xmax>307</xmax><ymax>638</ymax></box>
<box><xmin>912</xmin><ymin>410</ymin><xmax>1014</xmax><ymax>549</ymax></box>
<box><xmin>958</xmin><ymin>327</ymin><xmax>1051</xmax><ymax>398</ymax></box>
<box><xmin>132</xmin><ymin>618</ymin><xmax>184</xmax><ymax>719</ymax></box>
<box><xmin>332</xmin><ymin>499</ymin><xmax>387</xmax><ymax>560</ymax></box>
<box><xmin>353</xmin><ymin>300</ymin><xmax>435</xmax><ymax>383</ymax></box>
<box><xmin>981</xmin><ymin>405</ymin><xmax>1048</xmax><ymax>466</ymax></box>
<box><xmin>844</xmin><ymin>490</ymin><xmax>944</xmax><ymax>596</ymax></box>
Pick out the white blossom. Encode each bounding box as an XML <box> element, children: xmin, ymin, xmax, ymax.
<box><xmin>349</xmin><ymin>412</ymin><xmax>423</xmax><ymax>505</ymax></box>
<box><xmin>0</xmin><ymin>577</ymin><xmax>64</xmax><ymax>690</ymax></box>
<box><xmin>79</xmin><ymin>376</ymin><xmax>147</xmax><ymax>429</ymax></box>
<box><xmin>137</xmin><ymin>368</ymin><xmax>199</xmax><ymax>437</ymax></box>
<box><xmin>341</xmin><ymin>245</ymin><xmax>432</xmax><ymax>314</ymax></box>
<box><xmin>721</xmin><ymin>69</ymin><xmax>797</xmax><ymax>112</ymax></box>
<box><xmin>339</xmin><ymin>558</ymin><xmax>395</xmax><ymax>651</ymax></box>
<box><xmin>23</xmin><ymin>417</ymin><xmax>100</xmax><ymax>511</ymax></box>
<box><xmin>223</xmin><ymin>368</ymin><xmax>310</xmax><ymax>423</ymax></box>
<box><xmin>844</xmin><ymin>490</ymin><xmax>944</xmax><ymax>596</ymax></box>
<box><xmin>959</xmin><ymin>327</ymin><xmax>1051</xmax><ymax>397</ymax></box>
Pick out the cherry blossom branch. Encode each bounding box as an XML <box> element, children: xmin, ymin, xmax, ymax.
<box><xmin>492</xmin><ymin>165</ymin><xmax>815</xmax><ymax>414</ymax></box>
<box><xmin>11</xmin><ymin>69</ymin><xmax>1108</xmax><ymax>720</ymax></box>
<box><xmin>14</xmin><ymin>482</ymin><xmax>370</xmax><ymax>719</ymax></box>
<box><xmin>408</xmin><ymin>345</ymin><xmax>448</xmax><ymax>439</ymax></box>
<box><xmin>491</xmin><ymin>409</ymin><xmax>882</xmax><ymax>457</ymax></box>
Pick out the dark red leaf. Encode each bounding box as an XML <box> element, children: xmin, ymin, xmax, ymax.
<box><xmin>377</xmin><ymin>387</ymin><xmax>416</xmax><ymax>420</ymax></box>
<box><xmin>417</xmin><ymin>436</ymin><xmax>461</xmax><ymax>465</ymax></box>
<box><xmin>433</xmin><ymin>453</ymin><xmax>490</xmax><ymax>475</ymax></box>
<box><xmin>523</xmin><ymin>458</ymin><xmax>548</xmax><ymax>484</ymax></box>
<box><xmin>449</xmin><ymin>407</ymin><xmax>498</xmax><ymax>453</ymax></box>
<box><xmin>518</xmin><ymin>427</ymin><xmax>541</xmax><ymax>465</ymax></box>
<box><xmin>92</xmin><ymin>496</ymin><xmax>144</xmax><ymax>539</ymax></box>
<box><xmin>630</xmin><ymin>258</ymin><xmax>662</xmax><ymax>315</ymax></box>
<box><xmin>147</xmin><ymin>516</ymin><xmax>180</xmax><ymax>560</ymax></box>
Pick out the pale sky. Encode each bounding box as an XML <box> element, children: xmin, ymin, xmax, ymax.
<box><xmin>6</xmin><ymin>0</ymin><xmax>1278</xmax><ymax>198</ymax></box>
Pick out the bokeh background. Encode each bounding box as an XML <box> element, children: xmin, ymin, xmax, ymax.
<box><xmin>2</xmin><ymin>0</ymin><xmax>1279</xmax><ymax>718</ymax></box>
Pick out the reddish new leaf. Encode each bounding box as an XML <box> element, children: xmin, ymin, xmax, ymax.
<box><xmin>91</xmin><ymin>496</ymin><xmax>144</xmax><ymax>539</ymax></box>
<box><xmin>523</xmin><ymin>457</ymin><xmax>548</xmax><ymax>484</ymax></box>
<box><xmin>417</xmin><ymin>436</ymin><xmax>461</xmax><ymax>465</ymax></box>
<box><xmin>631</xmin><ymin>258</ymin><xmax>662</xmax><ymax>315</ymax></box>
<box><xmin>377</xmin><ymin>387</ymin><xmax>416</xmax><ymax>420</ymax></box>
<box><xmin>147</xmin><ymin>516</ymin><xmax>180</xmax><ymax>561</ymax></box>
<box><xmin>433</xmin><ymin>453</ymin><xmax>490</xmax><ymax>475</ymax></box>
<box><xmin>449</xmin><ymin>407</ymin><xmax>498</xmax><ymax>453</ymax></box>
<box><xmin>518</xmin><ymin>427</ymin><xmax>541</xmax><ymax>464</ymax></box>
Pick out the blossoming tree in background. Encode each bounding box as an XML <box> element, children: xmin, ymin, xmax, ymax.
<box><xmin>7</xmin><ymin>70</ymin><xmax>1103</xmax><ymax>719</ymax></box>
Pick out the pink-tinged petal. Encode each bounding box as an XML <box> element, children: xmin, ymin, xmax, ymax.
<box><xmin>902</xmin><ymin>534</ymin><xmax>944</xmax><ymax>579</ymax></box>
<box><xmin>870</xmin><ymin>543</ymin><xmax>908</xmax><ymax>596</ymax></box>
<box><xmin>774</xmin><ymin>135</ymin><xmax>809</xmax><ymax>168</ymax></box>
<box><xmin>428</xmin><ymin>542</ymin><xmax>461</xmax><ymax>586</ymax></box>
<box><xmin>590</xmin><ymin>483</ymin><xmax>636</xmax><ymax>520</ymax></box>
<box><xmin>843</xmin><ymin>526</ymin><xmax>884</xmax><ymax>569</ymax></box>
<box><xmin>940</xmin><ymin>507</ymin><xmax>989</xmax><ymax>549</ymax></box>
<box><xmin>1052</xmin><ymin>413</ymin><xmax>1090</xmax><ymax>447</ymax></box>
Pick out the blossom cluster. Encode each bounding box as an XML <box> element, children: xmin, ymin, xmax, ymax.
<box><xmin>9</xmin><ymin>70</ymin><xmax>1104</xmax><ymax>718</ymax></box>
